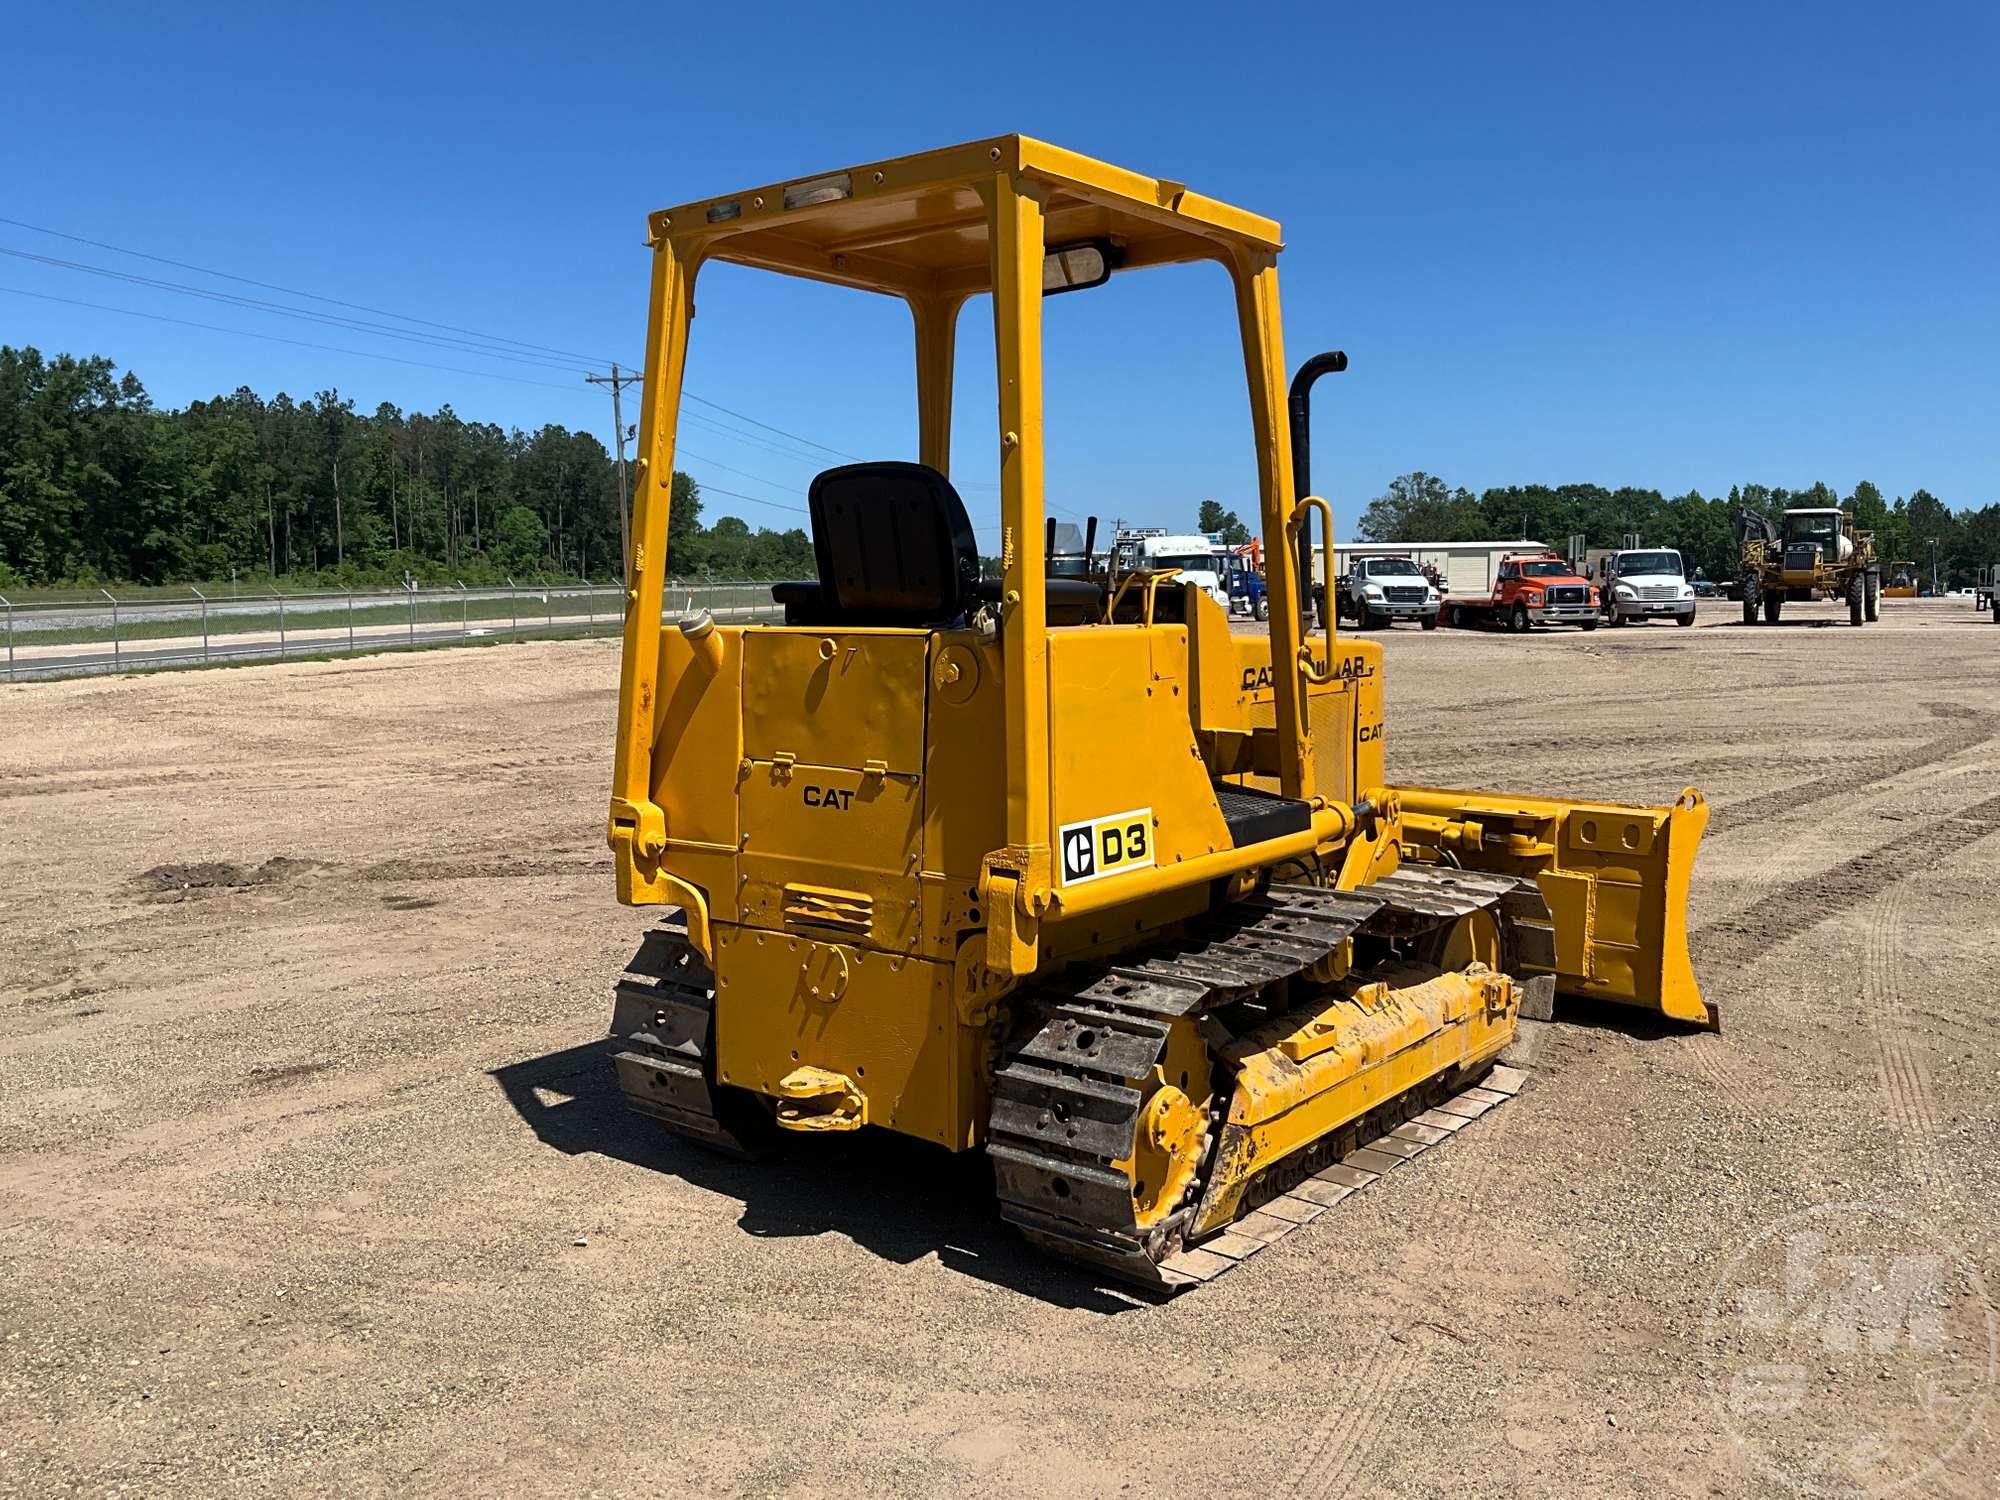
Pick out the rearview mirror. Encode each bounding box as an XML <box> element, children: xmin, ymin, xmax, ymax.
<box><xmin>1043</xmin><ymin>239</ymin><xmax>1118</xmax><ymax>295</ymax></box>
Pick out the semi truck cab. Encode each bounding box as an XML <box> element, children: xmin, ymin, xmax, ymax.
<box><xmin>1224</xmin><ymin>552</ymin><xmax>1269</xmax><ymax>619</ymax></box>
<box><xmin>1115</xmin><ymin>530</ymin><xmax>1229</xmax><ymax>611</ymax></box>
<box><xmin>1601</xmin><ymin>548</ymin><xmax>1696</xmax><ymax>627</ymax></box>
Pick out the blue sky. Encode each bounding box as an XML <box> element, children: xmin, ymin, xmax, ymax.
<box><xmin>6</xmin><ymin>2</ymin><xmax>1995</xmax><ymax>539</ymax></box>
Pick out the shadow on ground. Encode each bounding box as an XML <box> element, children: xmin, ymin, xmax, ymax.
<box><xmin>490</xmin><ymin>1043</ymin><xmax>1142</xmax><ymax>1312</ymax></box>
<box><xmin>1541</xmin><ymin>993</ymin><xmax>1710</xmax><ymax>1040</ymax></box>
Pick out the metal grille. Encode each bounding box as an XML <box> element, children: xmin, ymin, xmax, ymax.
<box><xmin>1548</xmin><ymin>585</ymin><xmax>1587</xmax><ymax>605</ymax></box>
<box><xmin>1382</xmin><ymin>586</ymin><xmax>1427</xmax><ymax>604</ymax></box>
<box><xmin>1309</xmin><ymin>691</ymin><xmax>1347</xmax><ymax>801</ymax></box>
<box><xmin>1638</xmin><ymin>584</ymin><xmax>1679</xmax><ymax>601</ymax></box>
<box><xmin>1236</xmin><ymin>693</ymin><xmax>1348</xmax><ymax>797</ymax></box>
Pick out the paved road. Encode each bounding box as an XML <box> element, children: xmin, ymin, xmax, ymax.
<box><xmin>8</xmin><ymin>622</ymin><xmax>545</xmax><ymax>677</ymax></box>
<box><xmin>6</xmin><ymin>598</ymin><xmax>783</xmax><ymax>679</ymax></box>
<box><xmin>3</xmin><ymin>581</ymin><xmax>772</xmax><ymax>633</ymax></box>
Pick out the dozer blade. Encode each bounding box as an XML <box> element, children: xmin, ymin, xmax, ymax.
<box><xmin>1381</xmin><ymin>784</ymin><xmax>1713</xmax><ymax>1029</ymax></box>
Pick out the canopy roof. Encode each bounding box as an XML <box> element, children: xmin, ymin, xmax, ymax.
<box><xmin>647</xmin><ymin>135</ymin><xmax>1283</xmax><ymax>300</ymax></box>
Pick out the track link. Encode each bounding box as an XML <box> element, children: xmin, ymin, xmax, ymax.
<box><xmin>988</xmin><ymin>873</ymin><xmax>1534</xmax><ymax>1292</ymax></box>
<box><xmin>607</xmin><ymin>917</ymin><xmax>769</xmax><ymax>1157</ymax></box>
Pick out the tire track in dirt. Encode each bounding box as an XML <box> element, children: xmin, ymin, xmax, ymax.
<box><xmin>1683</xmin><ymin>786</ymin><xmax>2000</xmax><ymax>1133</ymax></box>
<box><xmin>1481</xmin><ymin>670</ymin><xmax>1943</xmax><ymax>716</ymax></box>
<box><xmin>1683</xmin><ymin>1028</ymin><xmax>1763</xmax><ymax>1117</ymax></box>
<box><xmin>0</xmin><ymin>768</ymin><xmax>214</xmax><ymax>801</ymax></box>
<box><xmin>1864</xmin><ymin>876</ymin><xmax>1949</xmax><ymax>1200</ymax></box>
<box><xmin>1714</xmin><ymin>703</ymin><xmax>1991</xmax><ymax>818</ymax></box>
<box><xmin>1275</xmin><ymin>1026</ymin><xmax>1546</xmax><ymax>1498</ymax></box>
<box><xmin>1674</xmin><ymin>714</ymin><xmax>1983</xmax><ymax>1117</ymax></box>
<box><xmin>1277</xmin><ymin>1339</ymin><xmax>1420</xmax><ymax>1499</ymax></box>
<box><xmin>1697</xmin><ymin>791</ymin><xmax>2000</xmax><ymax>972</ymax></box>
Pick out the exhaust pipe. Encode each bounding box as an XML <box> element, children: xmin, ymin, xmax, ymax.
<box><xmin>1287</xmin><ymin>351</ymin><xmax>1347</xmax><ymax>617</ymax></box>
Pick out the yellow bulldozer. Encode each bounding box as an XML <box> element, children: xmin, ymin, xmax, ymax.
<box><xmin>603</xmin><ymin>137</ymin><xmax>1709</xmax><ymax>1290</ymax></box>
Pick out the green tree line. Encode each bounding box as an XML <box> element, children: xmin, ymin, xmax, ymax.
<box><xmin>10</xmin><ymin>346</ymin><xmax>1992</xmax><ymax>592</ymax></box>
<box><xmin>1355</xmin><ymin>471</ymin><xmax>2000</xmax><ymax>587</ymax></box>
<box><xmin>0</xmin><ymin>346</ymin><xmax>814</xmax><ymax>588</ymax></box>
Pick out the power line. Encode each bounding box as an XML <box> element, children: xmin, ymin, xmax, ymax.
<box><xmin>676</xmin><ymin>447</ymin><xmax>809</xmax><ymax>494</ymax></box>
<box><xmin>680</xmin><ymin>408</ymin><xmax>839</xmax><ymax>467</ymax></box>
<box><xmin>5</xmin><ymin>216</ymin><xmax>888</xmax><ymax>465</ymax></box>
<box><xmin>0</xmin><ymin>285</ymin><xmax>592</xmax><ymax>394</ymax></box>
<box><xmin>9</xmin><ymin>219</ymin><xmax>1069</xmax><ymax>530</ymax></box>
<box><xmin>0</xmin><ymin>214</ymin><xmax>611</xmax><ymax>365</ymax></box>
<box><xmin>7</xmin><ymin>280</ymin><xmax>1003</xmax><ymax>536</ymax></box>
<box><xmin>0</xmin><ymin>246</ymin><xmax>591</xmax><ymax>375</ymax></box>
<box><xmin>11</xmin><ymin>241</ymin><xmax>899</xmax><ymax>476</ymax></box>
<box><xmin>585</xmin><ymin>362</ymin><xmax>643</xmax><ymax>584</ymax></box>
<box><xmin>685</xmin><ymin>391</ymin><xmax>863</xmax><ymax>461</ymax></box>
<box><xmin>690</xmin><ymin>480</ymin><xmax>807</xmax><ymax>516</ymax></box>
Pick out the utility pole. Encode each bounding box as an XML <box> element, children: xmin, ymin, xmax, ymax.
<box><xmin>586</xmin><ymin>363</ymin><xmax>643</xmax><ymax>584</ymax></box>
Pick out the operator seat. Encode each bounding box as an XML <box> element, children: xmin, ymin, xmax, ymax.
<box><xmin>771</xmin><ymin>461</ymin><xmax>979</xmax><ymax>628</ymax></box>
<box><xmin>771</xmin><ymin>461</ymin><xmax>1101</xmax><ymax>628</ymax></box>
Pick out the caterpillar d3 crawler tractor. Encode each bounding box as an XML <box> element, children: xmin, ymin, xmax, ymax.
<box><xmin>1735</xmin><ymin>504</ymin><xmax>1880</xmax><ymax>625</ymax></box>
<box><xmin>604</xmin><ymin>137</ymin><xmax>1711</xmax><ymax>1291</ymax></box>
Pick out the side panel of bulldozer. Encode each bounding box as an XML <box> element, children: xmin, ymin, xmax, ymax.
<box><xmin>1044</xmin><ymin>626</ymin><xmax>1235</xmax><ymax>872</ymax></box>
<box><xmin>1201</xmin><ymin>613</ymin><xmax>1385</xmax><ymax>808</ymax></box>
<box><xmin>736</xmin><ymin>630</ymin><xmax>928</xmax><ymax>956</ymax></box>
<box><xmin>708</xmin><ymin>928</ymin><xmax>979</xmax><ymax>1146</ymax></box>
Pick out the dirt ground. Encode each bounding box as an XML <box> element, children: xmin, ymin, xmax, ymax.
<box><xmin>3</xmin><ymin>597</ymin><xmax>1996</xmax><ymax>1498</ymax></box>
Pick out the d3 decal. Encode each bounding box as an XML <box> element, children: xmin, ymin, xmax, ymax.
<box><xmin>1058</xmin><ymin>807</ymin><xmax>1156</xmax><ymax>885</ymax></box>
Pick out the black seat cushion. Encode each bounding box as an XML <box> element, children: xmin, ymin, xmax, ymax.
<box><xmin>804</xmin><ymin>461</ymin><xmax>980</xmax><ymax>627</ymax></box>
<box><xmin>974</xmin><ymin>574</ymin><xmax>1104</xmax><ymax>626</ymax></box>
<box><xmin>769</xmin><ymin>579</ymin><xmax>833</xmax><ymax>626</ymax></box>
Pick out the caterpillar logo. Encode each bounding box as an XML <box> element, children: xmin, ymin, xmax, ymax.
<box><xmin>1058</xmin><ymin>806</ymin><xmax>1155</xmax><ymax>886</ymax></box>
<box><xmin>1240</xmin><ymin>655</ymin><xmax>1375</xmax><ymax>691</ymax></box>
<box><xmin>802</xmin><ymin>785</ymin><xmax>854</xmax><ymax>811</ymax></box>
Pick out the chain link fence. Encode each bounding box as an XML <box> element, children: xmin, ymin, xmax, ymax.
<box><xmin>0</xmin><ymin>578</ymin><xmax>783</xmax><ymax>682</ymax></box>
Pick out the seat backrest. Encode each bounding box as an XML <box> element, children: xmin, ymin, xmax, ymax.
<box><xmin>806</xmin><ymin>461</ymin><xmax>979</xmax><ymax>626</ymax></box>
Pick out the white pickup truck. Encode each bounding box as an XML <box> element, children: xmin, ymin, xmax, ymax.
<box><xmin>1334</xmin><ymin>555</ymin><xmax>1442</xmax><ymax>629</ymax></box>
<box><xmin>1598</xmin><ymin>548</ymin><xmax>1697</xmax><ymax>627</ymax></box>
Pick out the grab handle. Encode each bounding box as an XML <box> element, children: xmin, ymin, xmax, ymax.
<box><xmin>1290</xmin><ymin>494</ymin><xmax>1336</xmax><ymax>683</ymax></box>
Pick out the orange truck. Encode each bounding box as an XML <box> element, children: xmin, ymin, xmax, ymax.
<box><xmin>1442</xmin><ymin>550</ymin><xmax>1601</xmax><ymax>632</ymax></box>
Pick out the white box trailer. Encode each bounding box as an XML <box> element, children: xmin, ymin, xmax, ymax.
<box><xmin>1314</xmin><ymin>540</ymin><xmax>1551</xmax><ymax>600</ymax></box>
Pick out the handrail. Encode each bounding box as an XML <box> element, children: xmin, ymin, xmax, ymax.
<box><xmin>1290</xmin><ymin>495</ymin><xmax>1336</xmax><ymax>683</ymax></box>
<box><xmin>1100</xmin><ymin>565</ymin><xmax>1182</xmax><ymax>625</ymax></box>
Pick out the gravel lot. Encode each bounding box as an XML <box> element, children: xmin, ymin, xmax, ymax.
<box><xmin>2</xmin><ymin>597</ymin><xmax>1995</xmax><ymax>1498</ymax></box>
